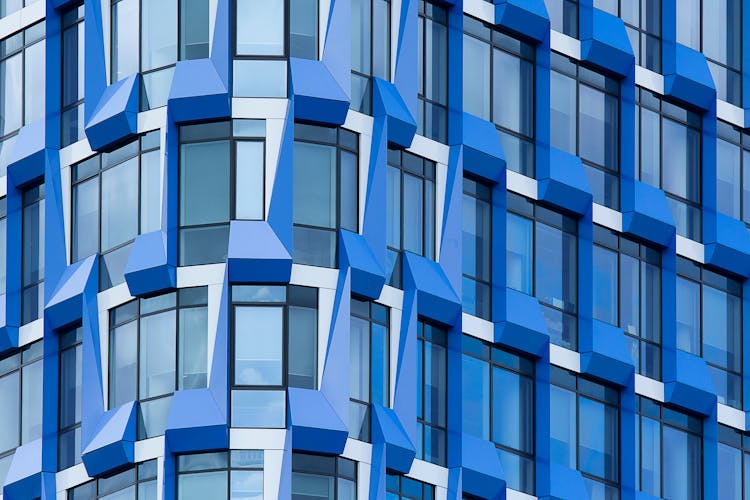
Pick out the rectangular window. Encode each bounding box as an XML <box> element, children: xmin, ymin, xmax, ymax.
<box><xmin>507</xmin><ymin>193</ymin><xmax>578</xmax><ymax>350</ymax></box>
<box><xmin>594</xmin><ymin>0</ymin><xmax>661</xmax><ymax>73</ymax></box>
<box><xmin>231</xmin><ymin>285</ymin><xmax>318</xmax><ymax>428</ymax></box>
<box><xmin>176</xmin><ymin>451</ymin><xmax>263</xmax><ymax>500</ymax></box>
<box><xmin>636</xmin><ymin>89</ymin><xmax>702</xmax><ymax>240</ymax></box>
<box><xmin>544</xmin><ymin>0</ymin><xmax>578</xmax><ymax>37</ymax></box>
<box><xmin>233</xmin><ymin>0</ymin><xmax>287</xmax><ymax>97</ymax></box>
<box><xmin>463</xmin><ymin>16</ymin><xmax>535</xmax><ymax>177</ymax></box>
<box><xmin>109</xmin><ymin>288</ymin><xmax>209</xmax><ymax>438</ymax></box>
<box><xmin>291</xmin><ymin>453</ymin><xmax>357</xmax><ymax>500</ymax></box>
<box><xmin>0</xmin><ymin>340</ymin><xmax>42</xmax><ymax>486</ymax></box>
<box><xmin>350</xmin><ymin>0</ymin><xmax>390</xmax><ymax>113</ymax></box>
<box><xmin>593</xmin><ymin>225</ymin><xmax>661</xmax><ymax>379</ymax></box>
<box><xmin>462</xmin><ymin>177</ymin><xmax>492</xmax><ymax>320</ymax></box>
<box><xmin>636</xmin><ymin>397</ymin><xmax>702</xmax><ymax>500</ymax></box>
<box><xmin>550</xmin><ymin>53</ymin><xmax>620</xmax><ymax>209</ymax></box>
<box><xmin>386</xmin><ymin>474</ymin><xmax>435</xmax><ymax>499</ymax></box>
<box><xmin>67</xmin><ymin>460</ymin><xmax>158</xmax><ymax>499</ymax></box>
<box><xmin>179</xmin><ymin>120</ymin><xmax>266</xmax><ymax>266</ymax></box>
<box><xmin>350</xmin><ymin>298</ymin><xmax>389</xmax><ymax>442</ymax></box>
<box><xmin>716</xmin><ymin>424</ymin><xmax>747</xmax><ymax>500</ymax></box>
<box><xmin>417</xmin><ymin>320</ymin><xmax>447</xmax><ymax>466</ymax></box>
<box><xmin>0</xmin><ymin>22</ymin><xmax>45</xmax><ymax>176</ymax></box>
<box><xmin>386</xmin><ymin>148</ymin><xmax>436</xmax><ymax>288</ymax></box>
<box><xmin>676</xmin><ymin>0</ymin><xmax>741</xmax><ymax>105</ymax></box>
<box><xmin>61</xmin><ymin>4</ymin><xmax>85</xmax><ymax>147</ymax></box>
<box><xmin>462</xmin><ymin>336</ymin><xmax>535</xmax><ymax>494</ymax></box>
<box><xmin>22</xmin><ymin>182</ymin><xmax>44</xmax><ymax>325</ymax></box>
<box><xmin>59</xmin><ymin>326</ymin><xmax>83</xmax><ymax>471</ymax></box>
<box><xmin>550</xmin><ymin>367</ymin><xmax>619</xmax><ymax>499</ymax></box>
<box><xmin>1</xmin><ymin>0</ymin><xmax>38</xmax><ymax>18</ymax></box>
<box><xmin>715</xmin><ymin>120</ymin><xmax>750</xmax><ymax>224</ymax></box>
<box><xmin>292</xmin><ymin>124</ymin><xmax>358</xmax><ymax>268</ymax></box>
<box><xmin>0</xmin><ymin>197</ymin><xmax>6</xmax><ymax>296</ymax></box>
<box><xmin>112</xmin><ymin>0</ymin><xmax>209</xmax><ymax>109</ymax></box>
<box><xmin>417</xmin><ymin>0</ymin><xmax>448</xmax><ymax>143</ymax></box>
<box><xmin>676</xmin><ymin>257</ymin><xmax>742</xmax><ymax>408</ymax></box>
<box><xmin>289</xmin><ymin>0</ymin><xmax>318</xmax><ymax>59</ymax></box>
<box><xmin>72</xmin><ymin>132</ymin><xmax>161</xmax><ymax>289</ymax></box>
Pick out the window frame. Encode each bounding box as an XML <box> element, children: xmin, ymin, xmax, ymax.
<box><xmin>67</xmin><ymin>459</ymin><xmax>159</xmax><ymax>499</ymax></box>
<box><xmin>58</xmin><ymin>325</ymin><xmax>83</xmax><ymax>471</ymax></box>
<box><xmin>61</xmin><ymin>3</ymin><xmax>85</xmax><ymax>147</ymax></box>
<box><xmin>21</xmin><ymin>181</ymin><xmax>45</xmax><ymax>325</ymax></box>
<box><xmin>291</xmin><ymin>452</ymin><xmax>357</xmax><ymax>498</ymax></box>
<box><xmin>386</xmin><ymin>473</ymin><xmax>435</xmax><ymax>500</ymax></box>
<box><xmin>462</xmin><ymin>175</ymin><xmax>492</xmax><ymax>320</ymax></box>
<box><xmin>175</xmin><ymin>450</ymin><xmax>264</xmax><ymax>500</ymax></box>
<box><xmin>416</xmin><ymin>319</ymin><xmax>448</xmax><ymax>467</ymax></box>
<box><xmin>595</xmin><ymin>0</ymin><xmax>661</xmax><ymax>72</ymax></box>
<box><xmin>350</xmin><ymin>0</ymin><xmax>391</xmax><ymax>114</ymax></box>
<box><xmin>417</xmin><ymin>0</ymin><xmax>448</xmax><ymax>143</ymax></box>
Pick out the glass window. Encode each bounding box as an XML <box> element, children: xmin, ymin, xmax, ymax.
<box><xmin>544</xmin><ymin>0</ymin><xmax>578</xmax><ymax>37</ymax></box>
<box><xmin>462</xmin><ymin>177</ymin><xmax>492</xmax><ymax>320</ymax></box>
<box><xmin>715</xmin><ymin>121</ymin><xmax>750</xmax><ymax>224</ymax></box>
<box><xmin>551</xmin><ymin>367</ymin><xmax>620</xmax><ymax>499</ymax></box>
<box><xmin>551</xmin><ymin>53</ymin><xmax>620</xmax><ymax>209</ymax></box>
<box><xmin>386</xmin><ymin>474</ymin><xmax>434</xmax><ymax>500</ymax></box>
<box><xmin>351</xmin><ymin>0</ymin><xmax>390</xmax><ymax>113</ymax></box>
<box><xmin>417</xmin><ymin>0</ymin><xmax>448</xmax><ymax>143</ymax></box>
<box><xmin>112</xmin><ymin>0</ymin><xmax>208</xmax><ymax>109</ymax></box>
<box><xmin>593</xmin><ymin>226</ymin><xmax>661</xmax><ymax>379</ymax></box>
<box><xmin>291</xmin><ymin>453</ymin><xmax>357</xmax><ymax>500</ymax></box>
<box><xmin>636</xmin><ymin>89</ymin><xmax>702</xmax><ymax>240</ymax></box>
<box><xmin>463</xmin><ymin>16</ymin><xmax>535</xmax><ymax>176</ymax></box>
<box><xmin>72</xmin><ymin>133</ymin><xmax>161</xmax><ymax>289</ymax></box>
<box><xmin>0</xmin><ymin>341</ymin><xmax>41</xmax><ymax>486</ymax></box>
<box><xmin>595</xmin><ymin>0</ymin><xmax>661</xmax><ymax>72</ymax></box>
<box><xmin>386</xmin><ymin>148</ymin><xmax>437</xmax><ymax>288</ymax></box>
<box><xmin>109</xmin><ymin>288</ymin><xmax>208</xmax><ymax>438</ymax></box>
<box><xmin>1</xmin><ymin>0</ymin><xmax>38</xmax><ymax>18</ymax></box>
<box><xmin>179</xmin><ymin>121</ymin><xmax>266</xmax><ymax>266</ymax></box>
<box><xmin>175</xmin><ymin>451</ymin><xmax>263</xmax><ymax>500</ymax></box>
<box><xmin>0</xmin><ymin>23</ymin><xmax>45</xmax><ymax>177</ymax></box>
<box><xmin>231</xmin><ymin>285</ymin><xmax>318</xmax><ymax>428</ymax></box>
<box><xmin>0</xmin><ymin>198</ymin><xmax>6</xmax><ymax>296</ymax></box>
<box><xmin>636</xmin><ymin>397</ymin><xmax>702</xmax><ymax>500</ymax></box>
<box><xmin>293</xmin><ymin>124</ymin><xmax>358</xmax><ymax>268</ymax></box>
<box><xmin>462</xmin><ymin>336</ymin><xmax>534</xmax><ymax>494</ymax></box>
<box><xmin>67</xmin><ymin>460</ymin><xmax>158</xmax><ymax>499</ymax></box>
<box><xmin>417</xmin><ymin>321</ymin><xmax>447</xmax><ymax>466</ymax></box>
<box><xmin>233</xmin><ymin>0</ymin><xmax>287</xmax><ymax>97</ymax></box>
<box><xmin>22</xmin><ymin>183</ymin><xmax>44</xmax><ymax>325</ymax></box>
<box><xmin>676</xmin><ymin>257</ymin><xmax>742</xmax><ymax>408</ymax></box>
<box><xmin>59</xmin><ymin>327</ymin><xmax>83</xmax><ymax>471</ymax></box>
<box><xmin>507</xmin><ymin>193</ymin><xmax>578</xmax><ymax>350</ymax></box>
<box><xmin>676</xmin><ymin>0</ymin><xmax>741</xmax><ymax>104</ymax></box>
<box><xmin>350</xmin><ymin>298</ymin><xmax>389</xmax><ymax>441</ymax></box>
<box><xmin>289</xmin><ymin>0</ymin><xmax>318</xmax><ymax>59</ymax></box>
<box><xmin>61</xmin><ymin>5</ymin><xmax>85</xmax><ymax>147</ymax></box>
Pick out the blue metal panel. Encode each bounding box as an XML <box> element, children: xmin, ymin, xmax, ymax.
<box><xmin>339</xmin><ymin>230</ymin><xmax>385</xmax><ymax>300</ymax></box>
<box><xmin>124</xmin><ymin>231</ymin><xmax>177</xmax><ymax>297</ymax></box>
<box><xmin>81</xmin><ymin>402</ymin><xmax>137</xmax><ymax>477</ymax></box>
<box><xmin>459</xmin><ymin>115</ymin><xmax>506</xmax><ymax>182</ymax></box>
<box><xmin>287</xmin><ymin>388</ymin><xmax>348</xmax><ymax>454</ymax></box>
<box><xmin>168</xmin><ymin>60</ymin><xmax>230</xmax><ymax>124</ymax></box>
<box><xmin>266</xmin><ymin>104</ymin><xmax>295</xmax><ymax>253</ymax></box>
<box><xmin>45</xmin><ymin>255</ymin><xmax>96</xmax><ymax>331</ymax></box>
<box><xmin>704</xmin><ymin>213</ymin><xmax>750</xmax><ymax>278</ymax></box>
<box><xmin>3</xmin><ymin>439</ymin><xmax>42</xmax><ymax>500</ymax></box>
<box><xmin>579</xmin><ymin>320</ymin><xmax>635</xmax><ymax>388</ymax></box>
<box><xmin>6</xmin><ymin>121</ymin><xmax>46</xmax><ymax>181</ymax></box>
<box><xmin>402</xmin><ymin>252</ymin><xmax>461</xmax><ymax>326</ymax></box>
<box><xmin>494</xmin><ymin>288</ymin><xmax>550</xmax><ymax>358</ymax></box>
<box><xmin>549</xmin><ymin>464</ymin><xmax>590</xmax><ymax>500</ymax></box>
<box><xmin>227</xmin><ymin>221</ymin><xmax>292</xmax><ymax>283</ymax></box>
<box><xmin>372</xmin><ymin>78</ymin><xmax>417</xmax><ymax>148</ymax></box>
<box><xmin>621</xmin><ymin>181</ymin><xmax>676</xmax><ymax>248</ymax></box>
<box><xmin>580</xmin><ymin>8</ymin><xmax>634</xmax><ymax>77</ymax></box>
<box><xmin>663</xmin><ymin>45</ymin><xmax>716</xmax><ymax>111</ymax></box>
<box><xmin>85</xmin><ymin>74</ymin><xmax>140</xmax><ymax>151</ymax></box>
<box><xmin>663</xmin><ymin>350</ymin><xmax>718</xmax><ymax>416</ymax></box>
<box><xmin>461</xmin><ymin>434</ymin><xmax>505</xmax><ymax>499</ymax></box>
<box><xmin>320</xmin><ymin>266</ymin><xmax>352</xmax><ymax>425</ymax></box>
<box><xmin>362</xmin><ymin>115</ymin><xmax>388</xmax><ymax>272</ymax></box>
<box><xmin>494</xmin><ymin>0</ymin><xmax>550</xmax><ymax>44</ymax></box>
<box><xmin>371</xmin><ymin>404</ymin><xmax>416</xmax><ymax>473</ymax></box>
<box><xmin>165</xmin><ymin>389</ymin><xmax>229</xmax><ymax>453</ymax></box>
<box><xmin>537</xmin><ymin>148</ymin><xmax>593</xmax><ymax>216</ymax></box>
<box><xmin>290</xmin><ymin>60</ymin><xmax>350</xmax><ymax>125</ymax></box>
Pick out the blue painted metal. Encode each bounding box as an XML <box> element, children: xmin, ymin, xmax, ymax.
<box><xmin>493</xmin><ymin>0</ymin><xmax>549</xmax><ymax>43</ymax></box>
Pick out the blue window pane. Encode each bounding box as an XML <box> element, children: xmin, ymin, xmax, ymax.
<box><xmin>497</xmin><ymin>448</ymin><xmax>534</xmax><ymax>494</ymax></box>
<box><xmin>231</xmin><ymin>390</ymin><xmax>286</xmax><ymax>428</ymax></box>
<box><xmin>535</xmin><ymin>223</ymin><xmax>577</xmax><ymax>312</ymax></box>
<box><xmin>663</xmin><ymin>426</ymin><xmax>701</xmax><ymax>500</ymax></box>
<box><xmin>662</xmin><ymin>119</ymin><xmax>701</xmax><ymax>203</ymax></box>
<box><xmin>541</xmin><ymin>305</ymin><xmax>578</xmax><ymax>350</ymax></box>
<box><xmin>59</xmin><ymin>345</ymin><xmax>82</xmax><ymax>429</ymax></box>
<box><xmin>578</xmin><ymin>397</ymin><xmax>618</xmax><ymax>482</ymax></box>
<box><xmin>233</xmin><ymin>60</ymin><xmax>287</xmax><ymax>97</ymax></box>
<box><xmin>718</xmin><ymin>443</ymin><xmax>742</xmax><ymax>500</ymax></box>
<box><xmin>371</xmin><ymin>323</ymin><xmax>389</xmax><ymax>407</ymax></box>
<box><xmin>350</xmin><ymin>316</ymin><xmax>370</xmax><ymax>404</ymax></box>
<box><xmin>180</xmin><ymin>0</ymin><xmax>210</xmax><ymax>59</ymax></box>
<box><xmin>641</xmin><ymin>262</ymin><xmax>661</xmax><ymax>343</ymax></box>
<box><xmin>493</xmin><ymin>48</ymin><xmax>533</xmax><ymax>137</ymax></box>
<box><xmin>676</xmin><ymin>0</ymin><xmax>700</xmax><ymax>50</ymax></box>
<box><xmin>292</xmin><ymin>226</ymin><xmax>336</xmax><ymax>268</ymax></box>
<box><xmin>179</xmin><ymin>307</ymin><xmax>208</xmax><ymax>390</ymax></box>
<box><xmin>0</xmin><ymin>372</ymin><xmax>19</xmax><ymax>452</ymax></box>
<box><xmin>101</xmin><ymin>157</ymin><xmax>138</xmax><ymax>252</ymax></box>
<box><xmin>72</xmin><ymin>177</ymin><xmax>99</xmax><ymax>261</ymax></box>
<box><xmin>716</xmin><ymin>138</ymin><xmax>741</xmax><ymax>218</ymax></box>
<box><xmin>138</xmin><ymin>311</ymin><xmax>176</xmax><ymax>399</ymax></box>
<box><xmin>141</xmin><ymin>0</ymin><xmax>177</xmax><ymax>71</ymax></box>
<box><xmin>462</xmin><ymin>35</ymin><xmax>490</xmax><ymax>120</ymax></box>
<box><xmin>179</xmin><ymin>225</ymin><xmax>230</xmax><ymax>266</ymax></box>
<box><xmin>702</xmin><ymin>0</ymin><xmax>741</xmax><ymax>68</ymax></box>
<box><xmin>423</xmin><ymin>342</ymin><xmax>446</xmax><ymax>427</ymax></box>
<box><xmin>462</xmin><ymin>191</ymin><xmax>491</xmax><ymax>282</ymax></box>
<box><xmin>287</xmin><ymin>302</ymin><xmax>317</xmax><ymax>389</ymax></box>
<box><xmin>386</xmin><ymin>166</ymin><xmax>401</xmax><ymax>249</ymax></box>
<box><xmin>289</xmin><ymin>0</ymin><xmax>318</xmax><ymax>59</ymax></box>
<box><xmin>178</xmin><ymin>471</ymin><xmax>229</xmax><ymax>500</ymax></box>
<box><xmin>639</xmin><ymin>107</ymin><xmax>661</xmax><ymax>187</ymax></box>
<box><xmin>579</xmin><ymin>85</ymin><xmax>618</xmax><ymax>170</ymax></box>
<box><xmin>231</xmin><ymin>470</ymin><xmax>264</xmax><ymax>500</ymax></box>
<box><xmin>234</xmin><ymin>307</ymin><xmax>283</xmax><ymax>385</ymax></box>
<box><xmin>58</xmin><ymin>427</ymin><xmax>81</xmax><ymax>470</ymax></box>
<box><xmin>111</xmin><ymin>0</ymin><xmax>138</xmax><ymax>81</ymax></box>
<box><xmin>550</xmin><ymin>71</ymin><xmax>577</xmax><ymax>155</ymax></box>
<box><xmin>140</xmin><ymin>149</ymin><xmax>161</xmax><ymax>234</ymax></box>
<box><xmin>110</xmin><ymin>321</ymin><xmax>137</xmax><ymax>407</ymax></box>
<box><xmin>141</xmin><ymin>67</ymin><xmax>174</xmax><ymax>110</ymax></box>
<box><xmin>707</xmin><ymin>364</ymin><xmax>742</xmax><ymax>409</ymax></box>
<box><xmin>180</xmin><ymin>141</ymin><xmax>230</xmax><ymax>226</ymax></box>
<box><xmin>639</xmin><ymin>416</ymin><xmax>660</xmax><ymax>496</ymax></box>
<box><xmin>492</xmin><ymin>366</ymin><xmax>533</xmax><ymax>454</ymax></box>
<box><xmin>702</xmin><ymin>285</ymin><xmax>741</xmax><ymax>372</ymax></box>
<box><xmin>506</xmin><ymin>213</ymin><xmax>533</xmax><ymax>295</ymax></box>
<box><xmin>593</xmin><ymin>245</ymin><xmax>618</xmax><ymax>325</ymax></box>
<box><xmin>235</xmin><ymin>141</ymin><xmax>264</xmax><ymax>220</ymax></box>
<box><xmin>236</xmin><ymin>0</ymin><xmax>284</xmax><ymax>56</ymax></box>
<box><xmin>293</xmin><ymin>142</ymin><xmax>336</xmax><ymax>229</ymax></box>
<box><xmin>676</xmin><ymin>277</ymin><xmax>700</xmax><ymax>355</ymax></box>
<box><xmin>619</xmin><ymin>254</ymin><xmax>639</xmax><ymax>336</ymax></box>
<box><xmin>461</xmin><ymin>354</ymin><xmax>489</xmax><ymax>439</ymax></box>
<box><xmin>137</xmin><ymin>396</ymin><xmax>172</xmax><ymax>439</ymax></box>
<box><xmin>23</xmin><ymin>40</ymin><xmax>45</xmax><ymax>124</ymax></box>
<box><xmin>403</xmin><ymin>174</ymin><xmax>424</xmax><ymax>255</ymax></box>
<box><xmin>550</xmin><ymin>385</ymin><xmax>576</xmax><ymax>468</ymax></box>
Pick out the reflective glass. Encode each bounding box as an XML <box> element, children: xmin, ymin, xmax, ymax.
<box><xmin>232</xmin><ymin>60</ymin><xmax>287</xmax><ymax>97</ymax></box>
<box><xmin>676</xmin><ymin>0</ymin><xmax>700</xmax><ymax>50</ymax></box>
<box><xmin>662</xmin><ymin>119</ymin><xmax>701</xmax><ymax>202</ymax></box>
<box><xmin>289</xmin><ymin>0</ymin><xmax>318</xmax><ymax>59</ymax></box>
<box><xmin>59</xmin><ymin>344</ymin><xmax>82</xmax><ymax>428</ymax></box>
<box><xmin>180</xmin><ymin>0</ymin><xmax>210</xmax><ymax>59</ymax></box>
<box><xmin>101</xmin><ymin>158</ymin><xmax>138</xmax><ymax>251</ymax></box>
<box><xmin>0</xmin><ymin>53</ymin><xmax>22</xmax><ymax>135</ymax></box>
<box><xmin>535</xmin><ymin>223</ymin><xmax>576</xmax><ymax>312</ymax></box>
<box><xmin>180</xmin><ymin>140</ymin><xmax>230</xmax><ymax>226</ymax></box>
<box><xmin>579</xmin><ymin>85</ymin><xmax>618</xmax><ymax>170</ymax></box>
<box><xmin>461</xmin><ymin>355</ymin><xmax>489</xmax><ymax>439</ymax></box>
<box><xmin>493</xmin><ymin>48</ymin><xmax>533</xmax><ymax>137</ymax></box>
<box><xmin>403</xmin><ymin>174</ymin><xmax>424</xmax><ymax>255</ymax></box>
<box><xmin>702</xmin><ymin>0</ymin><xmax>741</xmax><ymax>68</ymax></box>
<box><xmin>663</xmin><ymin>426</ymin><xmax>701</xmax><ymax>500</ymax></box>
<box><xmin>675</xmin><ymin>277</ymin><xmax>700</xmax><ymax>355</ymax></box>
<box><xmin>462</xmin><ymin>35</ymin><xmax>489</xmax><ymax>120</ymax></box>
<box><xmin>550</xmin><ymin>385</ymin><xmax>576</xmax><ymax>469</ymax></box>
<box><xmin>178</xmin><ymin>471</ymin><xmax>228</xmax><ymax>500</ymax></box>
<box><xmin>110</xmin><ymin>321</ymin><xmax>138</xmax><ymax>407</ymax></box>
<box><xmin>141</xmin><ymin>0</ymin><xmax>177</xmax><ymax>71</ymax></box>
<box><xmin>293</xmin><ymin>142</ymin><xmax>336</xmax><ymax>228</ymax></box>
<box><xmin>137</xmin><ymin>396</ymin><xmax>171</xmax><ymax>438</ymax></box>
<box><xmin>550</xmin><ymin>71</ymin><xmax>577</xmax><ymax>155</ymax></box>
<box><xmin>140</xmin><ymin>149</ymin><xmax>161</xmax><ymax>233</ymax></box>
<box><xmin>0</xmin><ymin>372</ymin><xmax>19</xmax><ymax>452</ymax></box>
<box><xmin>231</xmin><ymin>470</ymin><xmax>263</xmax><ymax>500</ymax></box>
<box><xmin>139</xmin><ymin>311</ymin><xmax>176</xmax><ymax>399</ymax></box>
<box><xmin>288</xmin><ymin>304</ymin><xmax>317</xmax><ymax>389</ymax></box>
<box><xmin>23</xmin><ymin>40</ymin><xmax>44</xmax><ymax>124</ymax></box>
<box><xmin>235</xmin><ymin>141</ymin><xmax>264</xmax><ymax>220</ymax></box>
<box><xmin>234</xmin><ymin>307</ymin><xmax>283</xmax><ymax>385</ymax></box>
<box><xmin>506</xmin><ymin>213</ymin><xmax>533</xmax><ymax>295</ymax></box>
<box><xmin>112</xmin><ymin>0</ymin><xmax>138</xmax><ymax>81</ymax></box>
<box><xmin>578</xmin><ymin>397</ymin><xmax>618</xmax><ymax>481</ymax></box>
<box><xmin>231</xmin><ymin>390</ymin><xmax>286</xmax><ymax>427</ymax></box>
<box><xmin>639</xmin><ymin>416</ymin><xmax>660</xmax><ymax>496</ymax></box>
<box><xmin>639</xmin><ymin>107</ymin><xmax>661</xmax><ymax>187</ymax></box>
<box><xmin>72</xmin><ymin>177</ymin><xmax>99</xmax><ymax>261</ymax></box>
<box><xmin>20</xmin><ymin>360</ymin><xmax>42</xmax><ymax>442</ymax></box>
<box><xmin>236</xmin><ymin>0</ymin><xmax>284</xmax><ymax>55</ymax></box>
<box><xmin>492</xmin><ymin>366</ymin><xmax>533</xmax><ymax>454</ymax></box>
<box><xmin>702</xmin><ymin>285</ymin><xmax>741</xmax><ymax>372</ymax></box>
<box><xmin>718</xmin><ymin>442</ymin><xmax>742</xmax><ymax>500</ymax></box>
<box><xmin>179</xmin><ymin>307</ymin><xmax>208</xmax><ymax>390</ymax></box>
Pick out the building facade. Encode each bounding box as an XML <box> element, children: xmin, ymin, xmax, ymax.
<box><xmin>0</xmin><ymin>0</ymin><xmax>746</xmax><ymax>499</ymax></box>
